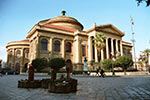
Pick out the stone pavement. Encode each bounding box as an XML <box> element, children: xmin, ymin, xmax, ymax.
<box><xmin>0</xmin><ymin>75</ymin><xmax>150</xmax><ymax>100</ymax></box>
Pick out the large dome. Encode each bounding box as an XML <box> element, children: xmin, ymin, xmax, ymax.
<box><xmin>47</xmin><ymin>11</ymin><xmax>83</xmax><ymax>31</ymax></box>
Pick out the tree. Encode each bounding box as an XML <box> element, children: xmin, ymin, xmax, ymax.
<box><xmin>115</xmin><ymin>56</ymin><xmax>133</xmax><ymax>75</ymax></box>
<box><xmin>90</xmin><ymin>60</ymin><xmax>95</xmax><ymax>70</ymax></box>
<box><xmin>100</xmin><ymin>59</ymin><xmax>113</xmax><ymax>71</ymax></box>
<box><xmin>138</xmin><ymin>49</ymin><xmax>150</xmax><ymax>68</ymax></box>
<box><xmin>137</xmin><ymin>61</ymin><xmax>144</xmax><ymax>68</ymax></box>
<box><xmin>31</xmin><ymin>58</ymin><xmax>48</xmax><ymax>72</ymax></box>
<box><xmin>94</xmin><ymin>32</ymin><xmax>106</xmax><ymax>62</ymax></box>
<box><xmin>94</xmin><ymin>32</ymin><xmax>106</xmax><ymax>52</ymax></box>
<box><xmin>48</xmin><ymin>58</ymin><xmax>65</xmax><ymax>80</ymax></box>
<box><xmin>137</xmin><ymin>0</ymin><xmax>150</xmax><ymax>6</ymax></box>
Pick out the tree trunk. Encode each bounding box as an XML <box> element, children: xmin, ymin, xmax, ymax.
<box><xmin>124</xmin><ymin>69</ymin><xmax>127</xmax><ymax>75</ymax></box>
<box><xmin>51</xmin><ymin>69</ymin><xmax>57</xmax><ymax>80</ymax></box>
<box><xmin>97</xmin><ymin>48</ymin><xmax>101</xmax><ymax>53</ymax></box>
<box><xmin>28</xmin><ymin>65</ymin><xmax>34</xmax><ymax>81</ymax></box>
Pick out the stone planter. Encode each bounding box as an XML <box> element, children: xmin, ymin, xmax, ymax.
<box><xmin>18</xmin><ymin>79</ymin><xmax>41</xmax><ymax>88</ymax></box>
<box><xmin>41</xmin><ymin>79</ymin><xmax>53</xmax><ymax>89</ymax></box>
<box><xmin>48</xmin><ymin>78</ymin><xmax>78</xmax><ymax>93</ymax></box>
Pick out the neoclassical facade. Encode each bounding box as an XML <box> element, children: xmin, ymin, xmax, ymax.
<box><xmin>6</xmin><ymin>11</ymin><xmax>132</xmax><ymax>72</ymax></box>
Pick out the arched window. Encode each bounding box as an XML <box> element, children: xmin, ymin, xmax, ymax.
<box><xmin>16</xmin><ymin>50</ymin><xmax>21</xmax><ymax>58</ymax></box>
<box><xmin>24</xmin><ymin>49</ymin><xmax>29</xmax><ymax>59</ymax></box>
<box><xmin>66</xmin><ymin>42</ymin><xmax>72</xmax><ymax>53</ymax></box>
<box><xmin>54</xmin><ymin>40</ymin><xmax>60</xmax><ymax>52</ymax></box>
<box><xmin>9</xmin><ymin>50</ymin><xmax>13</xmax><ymax>59</ymax></box>
<box><xmin>82</xmin><ymin>45</ymin><xmax>86</xmax><ymax>56</ymax></box>
<box><xmin>41</xmin><ymin>39</ymin><xmax>48</xmax><ymax>51</ymax></box>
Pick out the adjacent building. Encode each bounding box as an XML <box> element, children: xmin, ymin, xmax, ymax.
<box><xmin>6</xmin><ymin>11</ymin><xmax>132</xmax><ymax>72</ymax></box>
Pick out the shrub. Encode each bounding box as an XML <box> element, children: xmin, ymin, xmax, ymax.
<box><xmin>48</xmin><ymin>58</ymin><xmax>65</xmax><ymax>80</ymax></box>
<box><xmin>100</xmin><ymin>59</ymin><xmax>113</xmax><ymax>71</ymax></box>
<box><xmin>48</xmin><ymin>58</ymin><xmax>65</xmax><ymax>71</ymax></box>
<box><xmin>31</xmin><ymin>58</ymin><xmax>48</xmax><ymax>72</ymax></box>
<box><xmin>115</xmin><ymin>56</ymin><xmax>133</xmax><ymax>74</ymax></box>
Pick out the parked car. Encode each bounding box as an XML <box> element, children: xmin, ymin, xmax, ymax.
<box><xmin>1</xmin><ymin>68</ymin><xmax>20</xmax><ymax>75</ymax></box>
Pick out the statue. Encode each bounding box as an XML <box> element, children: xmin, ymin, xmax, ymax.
<box><xmin>84</xmin><ymin>58</ymin><xmax>87</xmax><ymax>71</ymax></box>
<box><xmin>66</xmin><ymin>59</ymin><xmax>72</xmax><ymax>78</ymax></box>
<box><xmin>28</xmin><ymin>64</ymin><xmax>34</xmax><ymax>81</ymax></box>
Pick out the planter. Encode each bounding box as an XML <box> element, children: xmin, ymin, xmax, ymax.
<box><xmin>18</xmin><ymin>79</ymin><xmax>41</xmax><ymax>88</ymax></box>
<box><xmin>48</xmin><ymin>78</ymin><xmax>78</xmax><ymax>93</ymax></box>
<box><xmin>41</xmin><ymin>79</ymin><xmax>53</xmax><ymax>89</ymax></box>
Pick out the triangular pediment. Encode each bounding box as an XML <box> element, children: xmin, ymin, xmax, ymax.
<box><xmin>95</xmin><ymin>24</ymin><xmax>124</xmax><ymax>36</ymax></box>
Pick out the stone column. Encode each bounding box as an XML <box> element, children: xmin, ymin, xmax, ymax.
<box><xmin>12</xmin><ymin>48</ymin><xmax>15</xmax><ymax>70</ymax></box>
<box><xmin>62</xmin><ymin>39</ymin><xmax>65</xmax><ymax>58</ymax></box>
<box><xmin>20</xmin><ymin>48</ymin><xmax>24</xmax><ymax>73</ymax></box>
<box><xmin>36</xmin><ymin>35</ymin><xmax>40</xmax><ymax>58</ymax></box>
<box><xmin>88</xmin><ymin>37</ymin><xmax>93</xmax><ymax>61</ymax></box>
<box><xmin>95</xmin><ymin>47</ymin><xmax>98</xmax><ymax>62</ymax></box>
<box><xmin>50</xmin><ymin>38</ymin><xmax>53</xmax><ymax>56</ymax></box>
<box><xmin>111</xmin><ymin>38</ymin><xmax>114</xmax><ymax>57</ymax></box>
<box><xmin>120</xmin><ymin>40</ymin><xmax>123</xmax><ymax>56</ymax></box>
<box><xmin>6</xmin><ymin>50</ymin><xmax>9</xmax><ymax>67</ymax></box>
<box><xmin>101</xmin><ymin>48</ymin><xmax>104</xmax><ymax>60</ymax></box>
<box><xmin>106</xmin><ymin>38</ymin><xmax>109</xmax><ymax>59</ymax></box>
<box><xmin>75</xmin><ymin>38</ymin><xmax>81</xmax><ymax>63</ymax></box>
<box><xmin>116</xmin><ymin>39</ymin><xmax>119</xmax><ymax>52</ymax></box>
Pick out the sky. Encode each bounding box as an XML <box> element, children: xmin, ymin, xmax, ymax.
<box><xmin>0</xmin><ymin>0</ymin><xmax>150</xmax><ymax>62</ymax></box>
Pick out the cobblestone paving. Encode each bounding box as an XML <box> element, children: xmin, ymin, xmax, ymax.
<box><xmin>0</xmin><ymin>75</ymin><xmax>150</xmax><ymax>100</ymax></box>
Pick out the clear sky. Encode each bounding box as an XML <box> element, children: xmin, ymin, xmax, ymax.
<box><xmin>0</xmin><ymin>0</ymin><xmax>150</xmax><ymax>62</ymax></box>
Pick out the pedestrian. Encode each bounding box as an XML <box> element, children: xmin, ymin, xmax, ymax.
<box><xmin>96</xmin><ymin>68</ymin><xmax>100</xmax><ymax>76</ymax></box>
<box><xmin>100</xmin><ymin>68</ymin><xmax>105</xmax><ymax>78</ymax></box>
<box><xmin>66</xmin><ymin>59</ymin><xmax>72</xmax><ymax>78</ymax></box>
<box><xmin>0</xmin><ymin>68</ymin><xmax>3</xmax><ymax>77</ymax></box>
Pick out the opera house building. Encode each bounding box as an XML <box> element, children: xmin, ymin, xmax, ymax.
<box><xmin>6</xmin><ymin>11</ymin><xmax>132</xmax><ymax>72</ymax></box>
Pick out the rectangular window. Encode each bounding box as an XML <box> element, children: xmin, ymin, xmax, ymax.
<box><xmin>82</xmin><ymin>46</ymin><xmax>86</xmax><ymax>56</ymax></box>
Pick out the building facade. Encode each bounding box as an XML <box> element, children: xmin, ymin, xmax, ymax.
<box><xmin>6</xmin><ymin>11</ymin><xmax>132</xmax><ymax>72</ymax></box>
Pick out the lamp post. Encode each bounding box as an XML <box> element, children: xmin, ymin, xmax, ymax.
<box><xmin>111</xmin><ymin>52</ymin><xmax>115</xmax><ymax>76</ymax></box>
<box><xmin>81</xmin><ymin>41</ymin><xmax>87</xmax><ymax>71</ymax></box>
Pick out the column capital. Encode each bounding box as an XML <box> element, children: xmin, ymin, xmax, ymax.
<box><xmin>21</xmin><ymin>48</ymin><xmax>25</xmax><ymax>50</ymax></box>
<box><xmin>115</xmin><ymin>39</ymin><xmax>119</xmax><ymax>41</ymax></box>
<box><xmin>62</xmin><ymin>39</ymin><xmax>66</xmax><ymax>41</ymax></box>
<box><xmin>111</xmin><ymin>38</ymin><xmax>114</xmax><ymax>41</ymax></box>
<box><xmin>105</xmin><ymin>37</ymin><xmax>109</xmax><ymax>40</ymax></box>
<box><xmin>37</xmin><ymin>34</ymin><xmax>41</xmax><ymax>37</ymax></box>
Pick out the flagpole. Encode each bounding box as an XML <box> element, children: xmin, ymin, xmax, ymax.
<box><xmin>130</xmin><ymin>16</ymin><xmax>136</xmax><ymax>69</ymax></box>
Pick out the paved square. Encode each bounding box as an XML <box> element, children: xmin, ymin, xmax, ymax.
<box><xmin>0</xmin><ymin>75</ymin><xmax>150</xmax><ymax>100</ymax></box>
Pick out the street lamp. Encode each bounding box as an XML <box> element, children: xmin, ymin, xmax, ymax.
<box><xmin>111</xmin><ymin>52</ymin><xmax>117</xmax><ymax>76</ymax></box>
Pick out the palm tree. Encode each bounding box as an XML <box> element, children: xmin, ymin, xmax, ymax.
<box><xmin>139</xmin><ymin>49</ymin><xmax>150</xmax><ymax>70</ymax></box>
<box><xmin>94</xmin><ymin>32</ymin><xmax>106</xmax><ymax>52</ymax></box>
<box><xmin>144</xmin><ymin>49</ymin><xmax>150</xmax><ymax>64</ymax></box>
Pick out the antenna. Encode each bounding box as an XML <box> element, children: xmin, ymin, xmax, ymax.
<box><xmin>130</xmin><ymin>16</ymin><xmax>136</xmax><ymax>69</ymax></box>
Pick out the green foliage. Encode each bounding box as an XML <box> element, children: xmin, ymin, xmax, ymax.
<box><xmin>100</xmin><ymin>59</ymin><xmax>113</xmax><ymax>70</ymax></box>
<box><xmin>32</xmin><ymin>58</ymin><xmax>48</xmax><ymax>72</ymax></box>
<box><xmin>137</xmin><ymin>0</ymin><xmax>150</xmax><ymax>6</ymax></box>
<box><xmin>138</xmin><ymin>49</ymin><xmax>150</xmax><ymax>67</ymax></box>
<box><xmin>90</xmin><ymin>60</ymin><xmax>95</xmax><ymax>66</ymax></box>
<box><xmin>115</xmin><ymin>56</ymin><xmax>133</xmax><ymax>71</ymax></box>
<box><xmin>94</xmin><ymin>32</ymin><xmax>106</xmax><ymax>50</ymax></box>
<box><xmin>48</xmin><ymin>58</ymin><xmax>65</xmax><ymax>70</ymax></box>
<box><xmin>137</xmin><ymin>61</ymin><xmax>144</xmax><ymax>67</ymax></box>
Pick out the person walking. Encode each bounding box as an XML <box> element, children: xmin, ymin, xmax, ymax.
<box><xmin>0</xmin><ymin>67</ymin><xmax>3</xmax><ymax>77</ymax></box>
<box><xmin>100</xmin><ymin>68</ymin><xmax>105</xmax><ymax>78</ymax></box>
<box><xmin>96</xmin><ymin>68</ymin><xmax>100</xmax><ymax>76</ymax></box>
